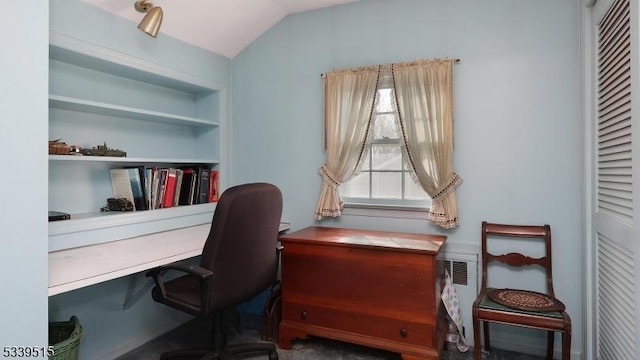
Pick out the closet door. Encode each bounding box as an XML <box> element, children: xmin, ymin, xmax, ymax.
<box><xmin>590</xmin><ymin>0</ymin><xmax>640</xmax><ymax>358</ymax></box>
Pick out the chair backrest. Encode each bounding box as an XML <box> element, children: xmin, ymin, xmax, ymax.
<box><xmin>480</xmin><ymin>221</ymin><xmax>555</xmax><ymax>298</ymax></box>
<box><xmin>201</xmin><ymin>182</ymin><xmax>283</xmax><ymax>310</ymax></box>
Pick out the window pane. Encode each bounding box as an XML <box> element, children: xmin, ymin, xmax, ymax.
<box><xmin>342</xmin><ymin>172</ymin><xmax>370</xmax><ymax>198</ymax></box>
<box><xmin>375</xmin><ymin>89</ymin><xmax>394</xmax><ymax>112</ymax></box>
<box><xmin>358</xmin><ymin>148</ymin><xmax>370</xmax><ymax>171</ymax></box>
<box><xmin>404</xmin><ymin>176</ymin><xmax>430</xmax><ymax>200</ymax></box>
<box><xmin>373</xmin><ymin>114</ymin><xmax>399</xmax><ymax>139</ymax></box>
<box><xmin>372</xmin><ymin>172</ymin><xmax>401</xmax><ymax>199</ymax></box>
<box><xmin>372</xmin><ymin>144</ymin><xmax>402</xmax><ymax>170</ymax></box>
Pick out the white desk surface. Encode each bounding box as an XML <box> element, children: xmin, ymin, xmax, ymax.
<box><xmin>49</xmin><ymin>222</ymin><xmax>291</xmax><ymax>296</ymax></box>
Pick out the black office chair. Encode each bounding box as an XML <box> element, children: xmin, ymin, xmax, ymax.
<box><xmin>147</xmin><ymin>182</ymin><xmax>283</xmax><ymax>360</ymax></box>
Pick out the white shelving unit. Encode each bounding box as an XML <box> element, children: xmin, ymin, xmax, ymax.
<box><xmin>48</xmin><ymin>32</ymin><xmax>227</xmax><ymax>253</ymax></box>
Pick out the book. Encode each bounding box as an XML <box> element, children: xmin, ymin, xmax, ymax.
<box><xmin>150</xmin><ymin>167</ymin><xmax>160</xmax><ymax>209</ymax></box>
<box><xmin>135</xmin><ymin>166</ymin><xmax>150</xmax><ymax>211</ymax></box>
<box><xmin>127</xmin><ymin>168</ymin><xmax>147</xmax><ymax>211</ymax></box>
<box><xmin>162</xmin><ymin>168</ymin><xmax>178</xmax><ymax>208</ymax></box>
<box><xmin>145</xmin><ymin>167</ymin><xmax>153</xmax><ymax>210</ymax></box>
<box><xmin>209</xmin><ymin>170</ymin><xmax>219</xmax><ymax>202</ymax></box>
<box><xmin>49</xmin><ymin>211</ymin><xmax>70</xmax><ymax>222</ymax></box>
<box><xmin>173</xmin><ymin>169</ymin><xmax>184</xmax><ymax>207</ymax></box>
<box><xmin>178</xmin><ymin>168</ymin><xmax>195</xmax><ymax>206</ymax></box>
<box><xmin>197</xmin><ymin>166</ymin><xmax>210</xmax><ymax>204</ymax></box>
<box><xmin>109</xmin><ymin>169</ymin><xmax>137</xmax><ymax>211</ymax></box>
<box><xmin>157</xmin><ymin>168</ymin><xmax>169</xmax><ymax>208</ymax></box>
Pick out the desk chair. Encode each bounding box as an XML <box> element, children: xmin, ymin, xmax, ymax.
<box><xmin>147</xmin><ymin>182</ymin><xmax>283</xmax><ymax>360</ymax></box>
<box><xmin>472</xmin><ymin>222</ymin><xmax>571</xmax><ymax>360</ymax></box>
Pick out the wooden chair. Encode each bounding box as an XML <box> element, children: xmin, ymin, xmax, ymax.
<box><xmin>472</xmin><ymin>222</ymin><xmax>571</xmax><ymax>360</ymax></box>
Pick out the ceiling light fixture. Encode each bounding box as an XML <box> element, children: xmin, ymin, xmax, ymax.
<box><xmin>134</xmin><ymin>0</ymin><xmax>163</xmax><ymax>38</ymax></box>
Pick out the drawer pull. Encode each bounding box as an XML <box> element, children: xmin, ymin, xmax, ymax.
<box><xmin>400</xmin><ymin>328</ymin><xmax>407</xmax><ymax>338</ymax></box>
<box><xmin>301</xmin><ymin>311</ymin><xmax>307</xmax><ymax>320</ymax></box>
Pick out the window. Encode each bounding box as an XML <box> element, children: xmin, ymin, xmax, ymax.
<box><xmin>340</xmin><ymin>83</ymin><xmax>431</xmax><ymax>208</ymax></box>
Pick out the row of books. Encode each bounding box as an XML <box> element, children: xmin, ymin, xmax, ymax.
<box><xmin>109</xmin><ymin>166</ymin><xmax>219</xmax><ymax>211</ymax></box>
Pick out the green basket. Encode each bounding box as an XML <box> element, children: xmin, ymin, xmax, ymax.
<box><xmin>49</xmin><ymin>316</ymin><xmax>83</xmax><ymax>360</ymax></box>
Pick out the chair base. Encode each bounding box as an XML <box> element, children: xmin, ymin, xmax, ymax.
<box><xmin>160</xmin><ymin>348</ymin><xmax>213</xmax><ymax>360</ymax></box>
<box><xmin>159</xmin><ymin>342</ymin><xmax>278</xmax><ymax>360</ymax></box>
<box><xmin>221</xmin><ymin>342</ymin><xmax>278</xmax><ymax>360</ymax></box>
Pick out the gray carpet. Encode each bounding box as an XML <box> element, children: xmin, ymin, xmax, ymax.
<box><xmin>116</xmin><ymin>313</ymin><xmax>544</xmax><ymax>360</ymax></box>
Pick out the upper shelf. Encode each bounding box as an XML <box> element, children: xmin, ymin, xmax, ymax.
<box><xmin>49</xmin><ymin>155</ymin><xmax>220</xmax><ymax>165</ymax></box>
<box><xmin>50</xmin><ymin>32</ymin><xmax>223</xmax><ymax>94</ymax></box>
<box><xmin>49</xmin><ymin>95</ymin><xmax>219</xmax><ymax>127</ymax></box>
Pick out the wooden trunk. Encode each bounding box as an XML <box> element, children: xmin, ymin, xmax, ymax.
<box><xmin>278</xmin><ymin>226</ymin><xmax>448</xmax><ymax>360</ymax></box>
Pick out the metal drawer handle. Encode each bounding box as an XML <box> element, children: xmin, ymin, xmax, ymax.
<box><xmin>400</xmin><ymin>328</ymin><xmax>407</xmax><ymax>338</ymax></box>
<box><xmin>301</xmin><ymin>311</ymin><xmax>307</xmax><ymax>320</ymax></box>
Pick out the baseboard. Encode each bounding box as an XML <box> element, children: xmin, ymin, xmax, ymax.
<box><xmin>488</xmin><ymin>335</ymin><xmax>583</xmax><ymax>360</ymax></box>
<box><xmin>91</xmin><ymin>318</ymin><xmax>190</xmax><ymax>360</ymax></box>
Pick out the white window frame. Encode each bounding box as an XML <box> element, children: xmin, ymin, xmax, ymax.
<box><xmin>341</xmin><ymin>84</ymin><xmax>431</xmax><ymax>213</ymax></box>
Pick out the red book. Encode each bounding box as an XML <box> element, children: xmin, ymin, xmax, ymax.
<box><xmin>209</xmin><ymin>170</ymin><xmax>219</xmax><ymax>202</ymax></box>
<box><xmin>162</xmin><ymin>169</ymin><xmax>177</xmax><ymax>208</ymax></box>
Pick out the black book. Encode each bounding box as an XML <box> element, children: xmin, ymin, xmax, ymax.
<box><xmin>127</xmin><ymin>168</ymin><xmax>147</xmax><ymax>211</ymax></box>
<box><xmin>126</xmin><ymin>166</ymin><xmax>149</xmax><ymax>211</ymax></box>
<box><xmin>49</xmin><ymin>211</ymin><xmax>70</xmax><ymax>222</ymax></box>
<box><xmin>197</xmin><ymin>166</ymin><xmax>210</xmax><ymax>204</ymax></box>
<box><xmin>178</xmin><ymin>168</ymin><xmax>195</xmax><ymax>206</ymax></box>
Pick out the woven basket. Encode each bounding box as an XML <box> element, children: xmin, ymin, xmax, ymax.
<box><xmin>49</xmin><ymin>316</ymin><xmax>83</xmax><ymax>360</ymax></box>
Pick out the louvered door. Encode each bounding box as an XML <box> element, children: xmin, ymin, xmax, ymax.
<box><xmin>591</xmin><ymin>0</ymin><xmax>640</xmax><ymax>358</ymax></box>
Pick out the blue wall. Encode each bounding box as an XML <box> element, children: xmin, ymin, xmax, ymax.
<box><xmin>24</xmin><ymin>0</ymin><xmax>583</xmax><ymax>357</ymax></box>
<box><xmin>232</xmin><ymin>0</ymin><xmax>582</xmax><ymax>356</ymax></box>
<box><xmin>0</xmin><ymin>1</ymin><xmax>49</xmax><ymax>352</ymax></box>
<box><xmin>47</xmin><ymin>1</ymin><xmax>232</xmax><ymax>358</ymax></box>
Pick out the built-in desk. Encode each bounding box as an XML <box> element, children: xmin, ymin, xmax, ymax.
<box><xmin>49</xmin><ymin>222</ymin><xmax>291</xmax><ymax>296</ymax></box>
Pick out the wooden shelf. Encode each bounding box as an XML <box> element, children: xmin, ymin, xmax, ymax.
<box><xmin>50</xmin><ymin>33</ymin><xmax>220</xmax><ymax>93</ymax></box>
<box><xmin>48</xmin><ymin>32</ymin><xmax>227</xmax><ymax>256</ymax></box>
<box><xmin>49</xmin><ymin>203</ymin><xmax>216</xmax><ymax>236</ymax></box>
<box><xmin>50</xmin><ymin>95</ymin><xmax>218</xmax><ymax>127</ymax></box>
<box><xmin>49</xmin><ymin>155</ymin><xmax>220</xmax><ymax>166</ymax></box>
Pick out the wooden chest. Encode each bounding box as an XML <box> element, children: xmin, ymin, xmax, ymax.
<box><xmin>278</xmin><ymin>226</ymin><xmax>447</xmax><ymax>360</ymax></box>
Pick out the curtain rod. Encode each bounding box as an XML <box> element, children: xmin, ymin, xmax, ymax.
<box><xmin>321</xmin><ymin>58</ymin><xmax>461</xmax><ymax>77</ymax></box>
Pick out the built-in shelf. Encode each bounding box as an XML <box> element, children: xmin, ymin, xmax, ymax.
<box><xmin>48</xmin><ymin>202</ymin><xmax>216</xmax><ymax>236</ymax></box>
<box><xmin>49</xmin><ymin>95</ymin><xmax>218</xmax><ymax>127</ymax></box>
<box><xmin>49</xmin><ymin>155</ymin><xmax>220</xmax><ymax>166</ymax></box>
<box><xmin>48</xmin><ymin>32</ymin><xmax>226</xmax><ymax>254</ymax></box>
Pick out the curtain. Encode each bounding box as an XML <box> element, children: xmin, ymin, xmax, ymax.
<box><xmin>392</xmin><ymin>59</ymin><xmax>462</xmax><ymax>229</ymax></box>
<box><xmin>314</xmin><ymin>66</ymin><xmax>380</xmax><ymax>220</ymax></box>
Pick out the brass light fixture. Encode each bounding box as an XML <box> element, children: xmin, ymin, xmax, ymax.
<box><xmin>135</xmin><ymin>0</ymin><xmax>163</xmax><ymax>38</ymax></box>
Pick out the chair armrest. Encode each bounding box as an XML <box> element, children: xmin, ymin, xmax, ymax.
<box><xmin>147</xmin><ymin>262</ymin><xmax>213</xmax><ymax>279</ymax></box>
<box><xmin>146</xmin><ymin>262</ymin><xmax>213</xmax><ymax>310</ymax></box>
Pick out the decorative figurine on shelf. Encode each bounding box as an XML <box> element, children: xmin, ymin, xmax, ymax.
<box><xmin>80</xmin><ymin>142</ymin><xmax>127</xmax><ymax>157</ymax></box>
<box><xmin>49</xmin><ymin>139</ymin><xmax>72</xmax><ymax>155</ymax></box>
<box><xmin>101</xmin><ymin>198</ymin><xmax>134</xmax><ymax>212</ymax></box>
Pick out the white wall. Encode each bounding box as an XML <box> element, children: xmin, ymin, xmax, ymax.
<box><xmin>0</xmin><ymin>1</ymin><xmax>49</xmax><ymax>351</ymax></box>
<box><xmin>231</xmin><ymin>0</ymin><xmax>583</xmax><ymax>357</ymax></box>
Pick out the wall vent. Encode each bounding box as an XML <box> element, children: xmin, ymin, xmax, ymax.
<box><xmin>445</xmin><ymin>260</ymin><xmax>468</xmax><ymax>285</ymax></box>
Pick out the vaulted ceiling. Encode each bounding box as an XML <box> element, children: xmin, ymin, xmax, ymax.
<box><xmin>82</xmin><ymin>0</ymin><xmax>360</xmax><ymax>58</ymax></box>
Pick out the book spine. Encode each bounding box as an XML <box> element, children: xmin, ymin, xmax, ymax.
<box><xmin>197</xmin><ymin>167</ymin><xmax>210</xmax><ymax>204</ymax></box>
<box><xmin>162</xmin><ymin>169</ymin><xmax>177</xmax><ymax>208</ymax></box>
<box><xmin>209</xmin><ymin>170</ymin><xmax>219</xmax><ymax>202</ymax></box>
<box><xmin>127</xmin><ymin>167</ymin><xmax>147</xmax><ymax>211</ymax></box>
<box><xmin>178</xmin><ymin>168</ymin><xmax>194</xmax><ymax>206</ymax></box>
<box><xmin>173</xmin><ymin>169</ymin><xmax>184</xmax><ymax>207</ymax></box>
